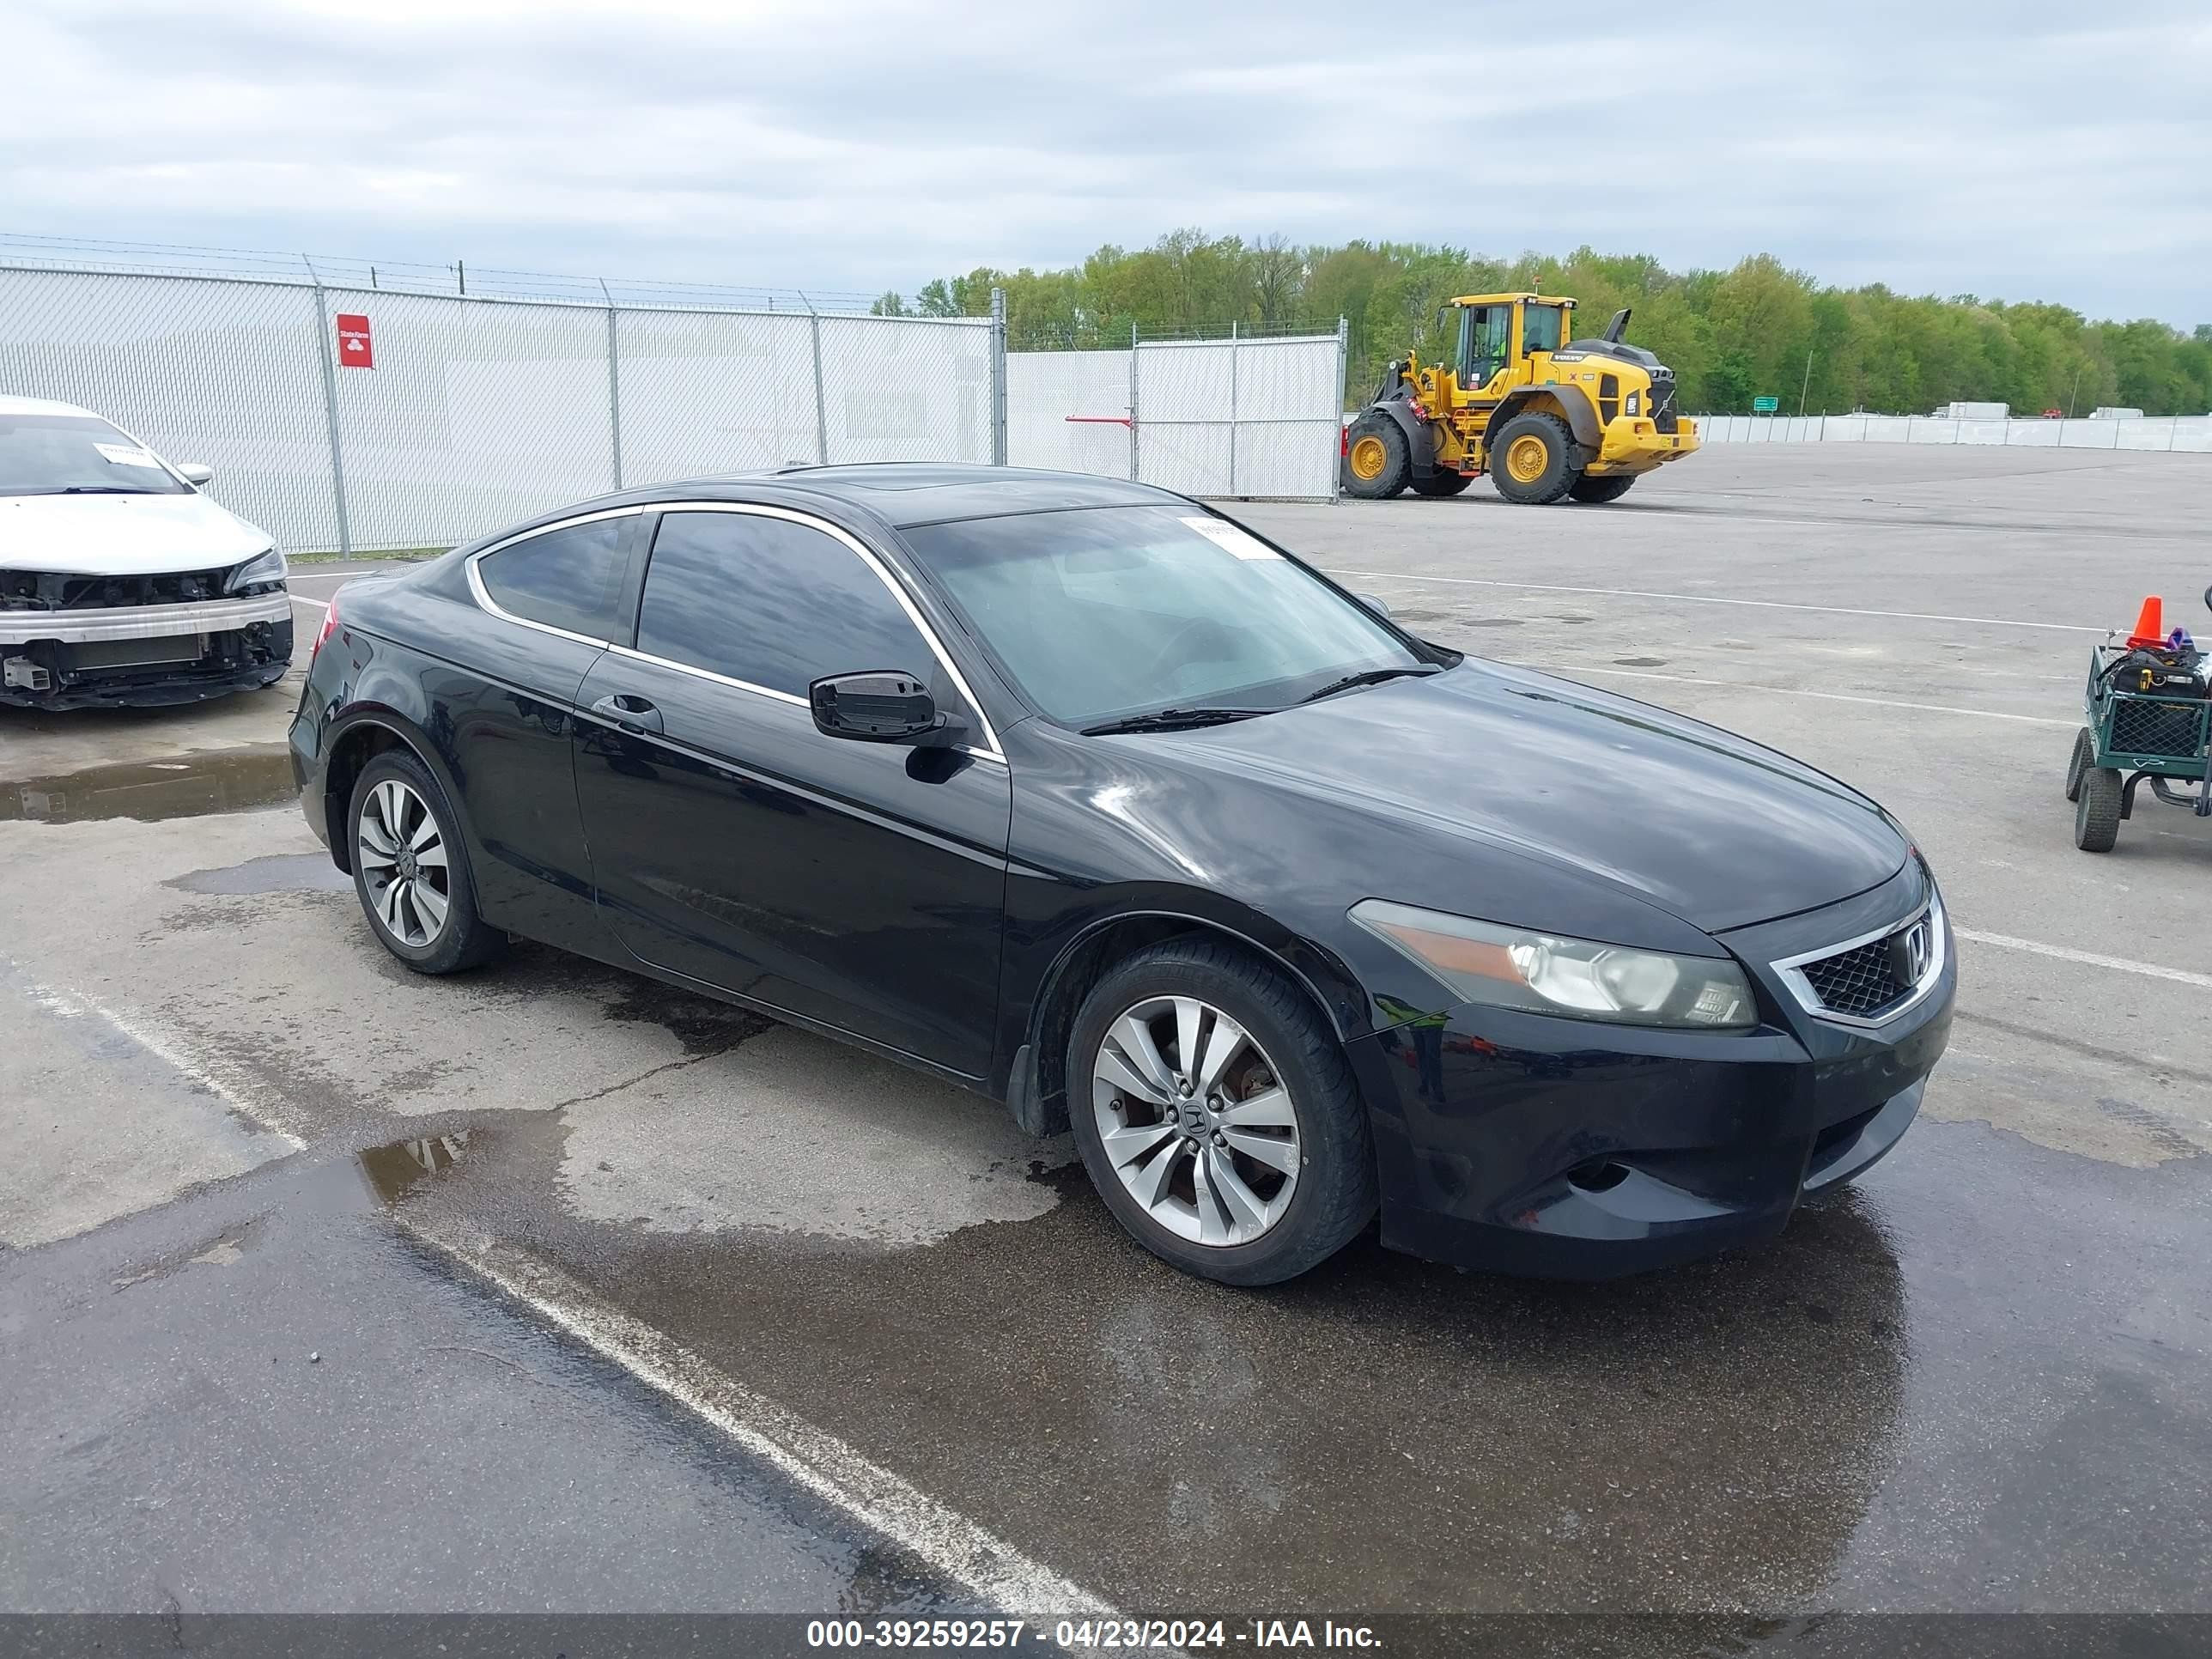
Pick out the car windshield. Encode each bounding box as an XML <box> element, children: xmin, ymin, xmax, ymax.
<box><xmin>900</xmin><ymin>505</ymin><xmax>1432</xmax><ymax>728</ymax></box>
<box><xmin>0</xmin><ymin>412</ymin><xmax>188</xmax><ymax>497</ymax></box>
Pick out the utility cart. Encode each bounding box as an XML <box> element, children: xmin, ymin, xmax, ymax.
<box><xmin>2064</xmin><ymin>587</ymin><xmax>2212</xmax><ymax>852</ymax></box>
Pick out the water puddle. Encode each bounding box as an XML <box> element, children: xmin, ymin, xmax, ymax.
<box><xmin>167</xmin><ymin>852</ymin><xmax>352</xmax><ymax>896</ymax></box>
<box><xmin>0</xmin><ymin>743</ymin><xmax>299</xmax><ymax>823</ymax></box>
<box><xmin>357</xmin><ymin>1128</ymin><xmax>474</xmax><ymax>1205</ymax></box>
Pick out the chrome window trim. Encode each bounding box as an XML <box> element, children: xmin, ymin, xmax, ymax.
<box><xmin>640</xmin><ymin>501</ymin><xmax>1006</xmax><ymax>764</ymax></box>
<box><xmin>1771</xmin><ymin>887</ymin><xmax>1947</xmax><ymax>1030</ymax></box>
<box><xmin>463</xmin><ymin>506</ymin><xmax>644</xmax><ymax>650</ymax></box>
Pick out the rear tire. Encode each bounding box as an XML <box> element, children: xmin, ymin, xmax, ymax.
<box><xmin>2063</xmin><ymin>727</ymin><xmax>2094</xmax><ymax>802</ymax></box>
<box><xmin>2073</xmin><ymin>764</ymin><xmax>2122</xmax><ymax>853</ymax></box>
<box><xmin>1569</xmin><ymin>474</ymin><xmax>1636</xmax><ymax>503</ymax></box>
<box><xmin>1067</xmin><ymin>940</ymin><xmax>1376</xmax><ymax>1286</ymax></box>
<box><xmin>1488</xmin><ymin>412</ymin><xmax>1577</xmax><ymax>504</ymax></box>
<box><xmin>1343</xmin><ymin>413</ymin><xmax>1411</xmax><ymax>499</ymax></box>
<box><xmin>1411</xmin><ymin>471</ymin><xmax>1474</xmax><ymax>498</ymax></box>
<box><xmin>348</xmin><ymin>749</ymin><xmax>505</xmax><ymax>974</ymax></box>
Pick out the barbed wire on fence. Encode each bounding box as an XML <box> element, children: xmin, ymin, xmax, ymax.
<box><xmin>0</xmin><ymin>232</ymin><xmax>911</xmax><ymax>316</ymax></box>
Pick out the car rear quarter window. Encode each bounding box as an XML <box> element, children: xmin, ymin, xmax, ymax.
<box><xmin>477</xmin><ymin>518</ymin><xmax>632</xmax><ymax>641</ymax></box>
<box><xmin>636</xmin><ymin>511</ymin><xmax>934</xmax><ymax>699</ymax></box>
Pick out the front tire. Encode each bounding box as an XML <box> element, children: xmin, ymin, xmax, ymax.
<box><xmin>2074</xmin><ymin>764</ymin><xmax>2123</xmax><ymax>853</ymax></box>
<box><xmin>2063</xmin><ymin>726</ymin><xmax>2094</xmax><ymax>802</ymax></box>
<box><xmin>1569</xmin><ymin>474</ymin><xmax>1636</xmax><ymax>503</ymax></box>
<box><xmin>1488</xmin><ymin>411</ymin><xmax>1577</xmax><ymax>504</ymax></box>
<box><xmin>348</xmin><ymin>749</ymin><xmax>504</xmax><ymax>973</ymax></box>
<box><xmin>1067</xmin><ymin>940</ymin><xmax>1376</xmax><ymax>1286</ymax></box>
<box><xmin>1343</xmin><ymin>413</ymin><xmax>1411</xmax><ymax>499</ymax></box>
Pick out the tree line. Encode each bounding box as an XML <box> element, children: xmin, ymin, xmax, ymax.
<box><xmin>878</xmin><ymin>232</ymin><xmax>2212</xmax><ymax>416</ymax></box>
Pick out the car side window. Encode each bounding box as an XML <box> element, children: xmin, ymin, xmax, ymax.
<box><xmin>477</xmin><ymin>518</ymin><xmax>632</xmax><ymax>641</ymax></box>
<box><xmin>635</xmin><ymin>511</ymin><xmax>939</xmax><ymax>702</ymax></box>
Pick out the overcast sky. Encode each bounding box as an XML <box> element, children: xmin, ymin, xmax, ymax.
<box><xmin>7</xmin><ymin>0</ymin><xmax>2209</xmax><ymax>324</ymax></box>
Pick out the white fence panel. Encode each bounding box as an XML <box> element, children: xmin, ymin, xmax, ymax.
<box><xmin>1688</xmin><ymin>409</ymin><xmax>2212</xmax><ymax>453</ymax></box>
<box><xmin>1006</xmin><ymin>349</ymin><xmax>1133</xmax><ymax>476</ymax></box>
<box><xmin>2007</xmin><ymin>421</ymin><xmax>2060</xmax><ymax>447</ymax></box>
<box><xmin>2117</xmin><ymin>418</ymin><xmax>2178</xmax><ymax>452</ymax></box>
<box><xmin>1957</xmin><ymin>420</ymin><xmax>2009</xmax><ymax>446</ymax></box>
<box><xmin>2173</xmin><ymin>419</ymin><xmax>2212</xmax><ymax>453</ymax></box>
<box><xmin>817</xmin><ymin>315</ymin><xmax>993</xmax><ymax>465</ymax></box>
<box><xmin>325</xmin><ymin>289</ymin><xmax>614</xmax><ymax>550</ymax></box>
<box><xmin>2059</xmin><ymin>420</ymin><xmax>2121</xmax><ymax>448</ymax></box>
<box><xmin>616</xmin><ymin>307</ymin><xmax>819</xmax><ymax>484</ymax></box>
<box><xmin>0</xmin><ymin>267</ymin><xmax>341</xmax><ymax>551</ymax></box>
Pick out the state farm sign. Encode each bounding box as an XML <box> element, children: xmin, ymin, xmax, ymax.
<box><xmin>335</xmin><ymin>313</ymin><xmax>374</xmax><ymax>369</ymax></box>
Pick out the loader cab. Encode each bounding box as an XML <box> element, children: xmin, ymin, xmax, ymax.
<box><xmin>1450</xmin><ymin>295</ymin><xmax>1576</xmax><ymax>398</ymax></box>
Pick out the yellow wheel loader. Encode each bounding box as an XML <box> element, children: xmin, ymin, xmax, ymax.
<box><xmin>1342</xmin><ymin>295</ymin><xmax>1699</xmax><ymax>504</ymax></box>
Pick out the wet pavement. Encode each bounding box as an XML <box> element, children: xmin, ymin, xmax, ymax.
<box><xmin>3</xmin><ymin>451</ymin><xmax>2209</xmax><ymax>1633</ymax></box>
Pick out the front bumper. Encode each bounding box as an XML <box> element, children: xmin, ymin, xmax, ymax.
<box><xmin>1589</xmin><ymin>415</ymin><xmax>1700</xmax><ymax>474</ymax></box>
<box><xmin>1349</xmin><ymin>863</ymin><xmax>1953</xmax><ymax>1279</ymax></box>
<box><xmin>0</xmin><ymin>593</ymin><xmax>293</xmax><ymax>709</ymax></box>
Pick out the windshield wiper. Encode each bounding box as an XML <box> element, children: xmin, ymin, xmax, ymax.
<box><xmin>57</xmin><ymin>485</ymin><xmax>162</xmax><ymax>495</ymax></box>
<box><xmin>1080</xmin><ymin>707</ymin><xmax>1273</xmax><ymax>736</ymax></box>
<box><xmin>1297</xmin><ymin>665</ymin><xmax>1441</xmax><ymax>704</ymax></box>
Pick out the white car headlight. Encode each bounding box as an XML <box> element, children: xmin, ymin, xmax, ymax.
<box><xmin>1351</xmin><ymin>898</ymin><xmax>1756</xmax><ymax>1030</ymax></box>
<box><xmin>226</xmin><ymin>546</ymin><xmax>288</xmax><ymax>592</ymax></box>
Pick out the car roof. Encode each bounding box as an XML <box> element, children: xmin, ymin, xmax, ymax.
<box><xmin>0</xmin><ymin>394</ymin><xmax>102</xmax><ymax>419</ymax></box>
<box><xmin>594</xmin><ymin>463</ymin><xmax>1178</xmax><ymax>530</ymax></box>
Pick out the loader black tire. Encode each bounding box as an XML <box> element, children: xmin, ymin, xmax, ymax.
<box><xmin>1489</xmin><ymin>412</ymin><xmax>1577</xmax><ymax>504</ymax></box>
<box><xmin>1411</xmin><ymin>471</ymin><xmax>1474</xmax><ymax>497</ymax></box>
<box><xmin>1343</xmin><ymin>414</ymin><xmax>1411</xmax><ymax>499</ymax></box>
<box><xmin>2074</xmin><ymin>765</ymin><xmax>2123</xmax><ymax>853</ymax></box>
<box><xmin>1569</xmin><ymin>474</ymin><xmax>1636</xmax><ymax>503</ymax></box>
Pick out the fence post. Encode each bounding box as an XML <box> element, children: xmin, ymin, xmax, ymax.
<box><xmin>1332</xmin><ymin>316</ymin><xmax>1349</xmax><ymax>504</ymax></box>
<box><xmin>1227</xmin><ymin>320</ymin><xmax>1239</xmax><ymax>496</ymax></box>
<box><xmin>988</xmin><ymin>287</ymin><xmax>1009</xmax><ymax>466</ymax></box>
<box><xmin>1128</xmin><ymin>320</ymin><xmax>1140</xmax><ymax>483</ymax></box>
<box><xmin>304</xmin><ymin>258</ymin><xmax>354</xmax><ymax>556</ymax></box>
<box><xmin>804</xmin><ymin>294</ymin><xmax>830</xmax><ymax>466</ymax></box>
<box><xmin>599</xmin><ymin>278</ymin><xmax>623</xmax><ymax>489</ymax></box>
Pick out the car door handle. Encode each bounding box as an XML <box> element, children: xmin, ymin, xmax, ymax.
<box><xmin>589</xmin><ymin>692</ymin><xmax>663</xmax><ymax>735</ymax></box>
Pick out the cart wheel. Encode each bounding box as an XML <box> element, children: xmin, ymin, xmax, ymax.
<box><xmin>2064</xmin><ymin>727</ymin><xmax>2094</xmax><ymax>803</ymax></box>
<box><xmin>2074</xmin><ymin>765</ymin><xmax>2123</xmax><ymax>853</ymax></box>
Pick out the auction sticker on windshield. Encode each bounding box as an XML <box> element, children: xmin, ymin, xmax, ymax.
<box><xmin>1179</xmin><ymin>516</ymin><xmax>1279</xmax><ymax>560</ymax></box>
<box><xmin>94</xmin><ymin>442</ymin><xmax>162</xmax><ymax>468</ymax></box>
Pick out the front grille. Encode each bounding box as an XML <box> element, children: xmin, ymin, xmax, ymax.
<box><xmin>1650</xmin><ymin>373</ymin><xmax>1680</xmax><ymax>434</ymax></box>
<box><xmin>0</xmin><ymin>566</ymin><xmax>236</xmax><ymax>612</ymax></box>
<box><xmin>1798</xmin><ymin>936</ymin><xmax>1911</xmax><ymax>1018</ymax></box>
<box><xmin>2109</xmin><ymin>696</ymin><xmax>2208</xmax><ymax>760</ymax></box>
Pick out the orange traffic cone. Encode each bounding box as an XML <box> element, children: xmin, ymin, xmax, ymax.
<box><xmin>2125</xmin><ymin>596</ymin><xmax>2166</xmax><ymax>649</ymax></box>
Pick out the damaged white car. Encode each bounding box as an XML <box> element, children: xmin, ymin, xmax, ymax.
<box><xmin>1</xmin><ymin>396</ymin><xmax>292</xmax><ymax>709</ymax></box>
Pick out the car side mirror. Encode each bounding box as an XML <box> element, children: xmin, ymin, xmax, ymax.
<box><xmin>810</xmin><ymin>671</ymin><xmax>956</xmax><ymax>744</ymax></box>
<box><xmin>1355</xmin><ymin>592</ymin><xmax>1393</xmax><ymax>620</ymax></box>
<box><xmin>175</xmin><ymin>462</ymin><xmax>214</xmax><ymax>486</ymax></box>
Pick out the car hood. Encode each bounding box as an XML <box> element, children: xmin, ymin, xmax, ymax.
<box><xmin>0</xmin><ymin>491</ymin><xmax>273</xmax><ymax>574</ymax></box>
<box><xmin>1169</xmin><ymin>661</ymin><xmax>1907</xmax><ymax>934</ymax></box>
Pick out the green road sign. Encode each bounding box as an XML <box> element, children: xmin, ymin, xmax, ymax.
<box><xmin>1752</xmin><ymin>395</ymin><xmax>1779</xmax><ymax>413</ymax></box>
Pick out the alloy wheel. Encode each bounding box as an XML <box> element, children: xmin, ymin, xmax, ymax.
<box><xmin>356</xmin><ymin>778</ymin><xmax>452</xmax><ymax>949</ymax></box>
<box><xmin>1091</xmin><ymin>994</ymin><xmax>1301</xmax><ymax>1247</ymax></box>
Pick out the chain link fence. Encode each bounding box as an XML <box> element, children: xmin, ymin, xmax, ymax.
<box><xmin>1006</xmin><ymin>323</ymin><xmax>1347</xmax><ymax>501</ymax></box>
<box><xmin>1</xmin><ymin>249</ymin><xmax>1348</xmax><ymax>551</ymax></box>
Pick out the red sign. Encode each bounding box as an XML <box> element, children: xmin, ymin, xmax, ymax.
<box><xmin>335</xmin><ymin>313</ymin><xmax>374</xmax><ymax>369</ymax></box>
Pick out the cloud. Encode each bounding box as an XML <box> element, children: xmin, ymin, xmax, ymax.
<box><xmin>4</xmin><ymin>0</ymin><xmax>2209</xmax><ymax>322</ymax></box>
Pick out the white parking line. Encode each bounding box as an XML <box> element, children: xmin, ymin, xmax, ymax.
<box><xmin>1321</xmin><ymin>567</ymin><xmax>2106</xmax><ymax>634</ymax></box>
<box><xmin>1954</xmin><ymin>928</ymin><xmax>2212</xmax><ymax>990</ymax></box>
<box><xmin>18</xmin><ymin>970</ymin><xmax>1128</xmax><ymax>1625</ymax></box>
<box><xmin>288</xmin><ymin>594</ymin><xmax>331</xmax><ymax>616</ymax></box>
<box><xmin>412</xmin><ymin>1222</ymin><xmax>1122</xmax><ymax>1620</ymax></box>
<box><xmin>1562</xmin><ymin>664</ymin><xmax>2075</xmax><ymax>727</ymax></box>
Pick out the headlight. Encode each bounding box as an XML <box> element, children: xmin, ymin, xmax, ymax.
<box><xmin>1626</xmin><ymin>391</ymin><xmax>1642</xmax><ymax>416</ymax></box>
<box><xmin>226</xmin><ymin>546</ymin><xmax>287</xmax><ymax>592</ymax></box>
<box><xmin>1351</xmin><ymin>899</ymin><xmax>1756</xmax><ymax>1030</ymax></box>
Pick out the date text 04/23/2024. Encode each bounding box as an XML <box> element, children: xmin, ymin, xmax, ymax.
<box><xmin>805</xmin><ymin>1620</ymin><xmax>1382</xmax><ymax>1650</ymax></box>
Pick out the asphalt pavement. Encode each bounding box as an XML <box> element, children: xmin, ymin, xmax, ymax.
<box><xmin>3</xmin><ymin>447</ymin><xmax>2209</xmax><ymax>1645</ymax></box>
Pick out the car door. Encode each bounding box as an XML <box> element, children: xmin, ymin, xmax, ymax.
<box><xmin>571</xmin><ymin>501</ymin><xmax>1012</xmax><ymax>1079</ymax></box>
<box><xmin>440</xmin><ymin>507</ymin><xmax>644</xmax><ymax>944</ymax></box>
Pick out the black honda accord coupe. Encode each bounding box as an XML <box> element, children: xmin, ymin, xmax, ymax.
<box><xmin>289</xmin><ymin>465</ymin><xmax>1953</xmax><ymax>1285</ymax></box>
